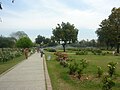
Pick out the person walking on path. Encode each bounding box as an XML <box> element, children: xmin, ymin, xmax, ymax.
<box><xmin>40</xmin><ymin>48</ymin><xmax>44</xmax><ymax>57</ymax></box>
<box><xmin>24</xmin><ymin>48</ymin><xmax>29</xmax><ymax>59</ymax></box>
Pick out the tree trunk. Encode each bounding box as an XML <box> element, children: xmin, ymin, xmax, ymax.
<box><xmin>106</xmin><ymin>41</ymin><xmax>109</xmax><ymax>50</ymax></box>
<box><xmin>62</xmin><ymin>43</ymin><xmax>66</xmax><ymax>52</ymax></box>
<box><xmin>117</xmin><ymin>43</ymin><xmax>119</xmax><ymax>53</ymax></box>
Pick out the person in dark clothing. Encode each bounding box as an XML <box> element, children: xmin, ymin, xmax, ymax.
<box><xmin>40</xmin><ymin>48</ymin><xmax>44</xmax><ymax>57</ymax></box>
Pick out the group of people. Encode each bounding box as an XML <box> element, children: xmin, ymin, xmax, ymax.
<box><xmin>23</xmin><ymin>47</ymin><xmax>44</xmax><ymax>59</ymax></box>
<box><xmin>37</xmin><ymin>47</ymin><xmax>44</xmax><ymax>57</ymax></box>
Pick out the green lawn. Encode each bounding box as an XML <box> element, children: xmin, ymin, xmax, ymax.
<box><xmin>0</xmin><ymin>55</ymin><xmax>25</xmax><ymax>75</ymax></box>
<box><xmin>46</xmin><ymin>51</ymin><xmax>120</xmax><ymax>90</ymax></box>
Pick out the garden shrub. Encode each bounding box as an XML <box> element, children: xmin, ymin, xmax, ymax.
<box><xmin>66</xmin><ymin>48</ymin><xmax>78</xmax><ymax>51</ymax></box>
<box><xmin>76</xmin><ymin>50</ymin><xmax>88</xmax><ymax>55</ymax></box>
<box><xmin>77</xmin><ymin>59</ymin><xmax>89</xmax><ymax>79</ymax></box>
<box><xmin>60</xmin><ymin>60</ymin><xmax>68</xmax><ymax>67</ymax></box>
<box><xmin>102</xmin><ymin>52</ymin><xmax>106</xmax><ymax>56</ymax></box>
<box><xmin>15</xmin><ymin>52</ymin><xmax>22</xmax><ymax>57</ymax></box>
<box><xmin>54</xmin><ymin>52</ymin><xmax>69</xmax><ymax>68</ymax></box>
<box><xmin>92</xmin><ymin>49</ymin><xmax>102</xmax><ymax>55</ymax></box>
<box><xmin>107</xmin><ymin>62</ymin><xmax>117</xmax><ymax>77</ymax></box>
<box><xmin>54</xmin><ymin>52</ymin><xmax>68</xmax><ymax>61</ymax></box>
<box><xmin>68</xmin><ymin>59</ymin><xmax>89</xmax><ymax>79</ymax></box>
<box><xmin>102</xmin><ymin>75</ymin><xmax>115</xmax><ymax>90</ymax></box>
<box><xmin>49</xmin><ymin>48</ymin><xmax>56</xmax><ymax>52</ymax></box>
<box><xmin>97</xmin><ymin>66</ymin><xmax>103</xmax><ymax>77</ymax></box>
<box><xmin>9</xmin><ymin>53</ymin><xmax>15</xmax><ymax>60</ymax></box>
<box><xmin>45</xmin><ymin>48</ymin><xmax>56</xmax><ymax>52</ymax></box>
<box><xmin>77</xmin><ymin>67</ymin><xmax>83</xmax><ymax>79</ymax></box>
<box><xmin>80</xmin><ymin>59</ymin><xmax>89</xmax><ymax>69</ymax></box>
<box><xmin>68</xmin><ymin>62</ymin><xmax>78</xmax><ymax>75</ymax></box>
<box><xmin>0</xmin><ymin>48</ymin><xmax>23</xmax><ymax>62</ymax></box>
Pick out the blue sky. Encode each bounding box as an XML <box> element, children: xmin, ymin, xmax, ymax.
<box><xmin>0</xmin><ymin>0</ymin><xmax>120</xmax><ymax>41</ymax></box>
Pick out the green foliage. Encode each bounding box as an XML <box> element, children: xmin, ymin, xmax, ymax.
<box><xmin>0</xmin><ymin>36</ymin><xmax>16</xmax><ymax>48</ymax></box>
<box><xmin>0</xmin><ymin>48</ymin><xmax>23</xmax><ymax>62</ymax></box>
<box><xmin>77</xmin><ymin>67</ymin><xmax>83</xmax><ymax>79</ymax></box>
<box><xmin>78</xmin><ymin>39</ymin><xmax>97</xmax><ymax>47</ymax></box>
<box><xmin>35</xmin><ymin>35</ymin><xmax>58</xmax><ymax>47</ymax></box>
<box><xmin>54</xmin><ymin>52</ymin><xmax>69</xmax><ymax>68</ymax></box>
<box><xmin>35</xmin><ymin>35</ymin><xmax>45</xmax><ymax>45</ymax></box>
<box><xmin>16</xmin><ymin>37</ymin><xmax>33</xmax><ymax>48</ymax></box>
<box><xmin>68</xmin><ymin>59</ymin><xmax>89</xmax><ymax>79</ymax></box>
<box><xmin>92</xmin><ymin>49</ymin><xmax>102</xmax><ymax>55</ymax></box>
<box><xmin>53</xmin><ymin>22</ymin><xmax>79</xmax><ymax>52</ymax></box>
<box><xmin>54</xmin><ymin>52</ymin><xmax>68</xmax><ymax>61</ymax></box>
<box><xmin>46</xmin><ymin>51</ymin><xmax>120</xmax><ymax>90</ymax></box>
<box><xmin>79</xmin><ymin>59</ymin><xmax>89</xmax><ymax>69</ymax></box>
<box><xmin>68</xmin><ymin>62</ymin><xmax>78</xmax><ymax>75</ymax></box>
<box><xmin>77</xmin><ymin>59</ymin><xmax>89</xmax><ymax>79</ymax></box>
<box><xmin>102</xmin><ymin>75</ymin><xmax>115</xmax><ymax>90</ymax></box>
<box><xmin>53</xmin><ymin>22</ymin><xmax>79</xmax><ymax>44</ymax></box>
<box><xmin>45</xmin><ymin>48</ymin><xmax>56</xmax><ymax>52</ymax></box>
<box><xmin>107</xmin><ymin>62</ymin><xmax>117</xmax><ymax>77</ymax></box>
<box><xmin>60</xmin><ymin>60</ymin><xmax>68</xmax><ymax>67</ymax></box>
<box><xmin>97</xmin><ymin>66</ymin><xmax>103</xmax><ymax>77</ymax></box>
<box><xmin>15</xmin><ymin>51</ymin><xmax>22</xmax><ymax>57</ymax></box>
<box><xmin>76</xmin><ymin>50</ymin><xmax>88</xmax><ymax>55</ymax></box>
<box><xmin>10</xmin><ymin>31</ymin><xmax>28</xmax><ymax>40</ymax></box>
<box><xmin>66</xmin><ymin>47</ymin><xmax>78</xmax><ymax>51</ymax></box>
<box><xmin>96</xmin><ymin>7</ymin><xmax>120</xmax><ymax>51</ymax></box>
<box><xmin>101</xmin><ymin>52</ymin><xmax>107</xmax><ymax>56</ymax></box>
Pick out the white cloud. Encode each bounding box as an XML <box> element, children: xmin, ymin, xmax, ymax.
<box><xmin>0</xmin><ymin>0</ymin><xmax>120</xmax><ymax>40</ymax></box>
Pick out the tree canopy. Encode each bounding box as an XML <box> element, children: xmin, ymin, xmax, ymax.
<box><xmin>35</xmin><ymin>35</ymin><xmax>57</xmax><ymax>47</ymax></box>
<box><xmin>16</xmin><ymin>37</ymin><xmax>33</xmax><ymax>48</ymax></box>
<box><xmin>96</xmin><ymin>7</ymin><xmax>120</xmax><ymax>52</ymax></box>
<box><xmin>53</xmin><ymin>22</ymin><xmax>78</xmax><ymax>44</ymax></box>
<box><xmin>0</xmin><ymin>36</ymin><xmax>16</xmax><ymax>48</ymax></box>
<box><xmin>10</xmin><ymin>31</ymin><xmax>28</xmax><ymax>40</ymax></box>
<box><xmin>52</xmin><ymin>22</ymin><xmax>79</xmax><ymax>52</ymax></box>
<box><xmin>35</xmin><ymin>35</ymin><xmax>45</xmax><ymax>46</ymax></box>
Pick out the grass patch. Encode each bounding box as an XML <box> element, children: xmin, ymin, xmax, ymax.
<box><xmin>0</xmin><ymin>55</ymin><xmax>25</xmax><ymax>75</ymax></box>
<box><xmin>45</xmin><ymin>51</ymin><xmax>120</xmax><ymax>90</ymax></box>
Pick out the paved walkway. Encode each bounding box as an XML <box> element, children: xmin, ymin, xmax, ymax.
<box><xmin>0</xmin><ymin>53</ymin><xmax>48</xmax><ymax>90</ymax></box>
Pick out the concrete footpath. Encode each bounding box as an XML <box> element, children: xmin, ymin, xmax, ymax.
<box><xmin>0</xmin><ymin>53</ymin><xmax>52</xmax><ymax>90</ymax></box>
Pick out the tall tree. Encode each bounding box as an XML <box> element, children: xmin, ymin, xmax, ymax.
<box><xmin>16</xmin><ymin>37</ymin><xmax>33</xmax><ymax>48</ymax></box>
<box><xmin>96</xmin><ymin>19</ymin><xmax>115</xmax><ymax>49</ymax></box>
<box><xmin>0</xmin><ymin>36</ymin><xmax>16</xmax><ymax>48</ymax></box>
<box><xmin>35</xmin><ymin>35</ymin><xmax>57</xmax><ymax>47</ymax></box>
<box><xmin>10</xmin><ymin>31</ymin><xmax>28</xmax><ymax>40</ymax></box>
<box><xmin>96</xmin><ymin>7</ymin><xmax>120</xmax><ymax>52</ymax></box>
<box><xmin>49</xmin><ymin>36</ymin><xmax>58</xmax><ymax>46</ymax></box>
<box><xmin>109</xmin><ymin>7</ymin><xmax>120</xmax><ymax>53</ymax></box>
<box><xmin>52</xmin><ymin>22</ymin><xmax>79</xmax><ymax>52</ymax></box>
<box><xmin>35</xmin><ymin>35</ymin><xmax>45</xmax><ymax>47</ymax></box>
<box><xmin>89</xmin><ymin>39</ymin><xmax>97</xmax><ymax>47</ymax></box>
<box><xmin>44</xmin><ymin>38</ymin><xmax>51</xmax><ymax>45</ymax></box>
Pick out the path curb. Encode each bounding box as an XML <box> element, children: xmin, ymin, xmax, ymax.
<box><xmin>43</xmin><ymin>55</ymin><xmax>52</xmax><ymax>90</ymax></box>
